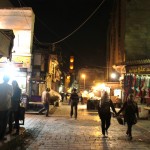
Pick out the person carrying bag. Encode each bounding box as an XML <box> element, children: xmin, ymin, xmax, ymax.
<box><xmin>117</xmin><ymin>93</ymin><xmax>139</xmax><ymax>140</ymax></box>
<box><xmin>97</xmin><ymin>91</ymin><xmax>117</xmax><ymax>137</ymax></box>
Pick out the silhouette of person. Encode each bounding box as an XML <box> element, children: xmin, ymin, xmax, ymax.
<box><xmin>70</xmin><ymin>88</ymin><xmax>79</xmax><ymax>119</ymax></box>
<box><xmin>0</xmin><ymin>75</ymin><xmax>13</xmax><ymax>141</ymax></box>
<box><xmin>8</xmin><ymin>80</ymin><xmax>21</xmax><ymax>135</ymax></box>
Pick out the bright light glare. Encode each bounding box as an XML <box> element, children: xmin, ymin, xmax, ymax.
<box><xmin>81</xmin><ymin>74</ymin><xmax>86</xmax><ymax>79</ymax></box>
<box><xmin>111</xmin><ymin>73</ymin><xmax>116</xmax><ymax>79</ymax></box>
<box><xmin>93</xmin><ymin>83</ymin><xmax>106</xmax><ymax>91</ymax></box>
<box><xmin>3</xmin><ymin>63</ymin><xmax>19</xmax><ymax>80</ymax></box>
<box><xmin>82</xmin><ymin>90</ymin><xmax>88</xmax><ymax>97</ymax></box>
<box><xmin>89</xmin><ymin>92</ymin><xmax>94</xmax><ymax>98</ymax></box>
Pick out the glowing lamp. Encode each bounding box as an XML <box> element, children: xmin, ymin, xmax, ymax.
<box><xmin>70</xmin><ymin>56</ymin><xmax>74</xmax><ymax>62</ymax></box>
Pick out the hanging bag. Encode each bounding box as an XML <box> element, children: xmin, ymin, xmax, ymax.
<box><xmin>116</xmin><ymin>116</ymin><xmax>124</xmax><ymax>125</ymax></box>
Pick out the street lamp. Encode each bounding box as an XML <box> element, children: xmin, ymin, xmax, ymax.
<box><xmin>111</xmin><ymin>73</ymin><xmax>117</xmax><ymax>79</ymax></box>
<box><xmin>81</xmin><ymin>74</ymin><xmax>86</xmax><ymax>90</ymax></box>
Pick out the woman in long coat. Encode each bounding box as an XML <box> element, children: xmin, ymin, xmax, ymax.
<box><xmin>117</xmin><ymin>94</ymin><xmax>139</xmax><ymax>140</ymax></box>
<box><xmin>98</xmin><ymin>91</ymin><xmax>117</xmax><ymax>137</ymax></box>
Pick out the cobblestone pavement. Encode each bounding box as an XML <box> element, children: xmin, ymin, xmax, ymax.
<box><xmin>22</xmin><ymin>103</ymin><xmax>150</xmax><ymax>150</ymax></box>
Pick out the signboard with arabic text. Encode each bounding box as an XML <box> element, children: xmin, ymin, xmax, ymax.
<box><xmin>126</xmin><ymin>64</ymin><xmax>150</xmax><ymax>74</ymax></box>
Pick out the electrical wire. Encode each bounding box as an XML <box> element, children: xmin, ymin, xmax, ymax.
<box><xmin>47</xmin><ymin>0</ymin><xmax>106</xmax><ymax>45</ymax></box>
<box><xmin>17</xmin><ymin>0</ymin><xmax>106</xmax><ymax>45</ymax></box>
<box><xmin>16</xmin><ymin>0</ymin><xmax>108</xmax><ymax>69</ymax></box>
<box><xmin>17</xmin><ymin>0</ymin><xmax>59</xmax><ymax>45</ymax></box>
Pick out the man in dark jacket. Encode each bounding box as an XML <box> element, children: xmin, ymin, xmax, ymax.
<box><xmin>70</xmin><ymin>88</ymin><xmax>79</xmax><ymax>119</ymax></box>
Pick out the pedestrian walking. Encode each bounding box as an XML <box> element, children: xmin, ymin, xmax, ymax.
<box><xmin>0</xmin><ymin>75</ymin><xmax>13</xmax><ymax>141</ymax></box>
<box><xmin>60</xmin><ymin>92</ymin><xmax>64</xmax><ymax>102</ymax></box>
<box><xmin>98</xmin><ymin>91</ymin><xmax>117</xmax><ymax>137</ymax></box>
<box><xmin>117</xmin><ymin>93</ymin><xmax>139</xmax><ymax>140</ymax></box>
<box><xmin>7</xmin><ymin>80</ymin><xmax>21</xmax><ymax>135</ymax></box>
<box><xmin>39</xmin><ymin>88</ymin><xmax>51</xmax><ymax>117</ymax></box>
<box><xmin>70</xmin><ymin>88</ymin><xmax>79</xmax><ymax>119</ymax></box>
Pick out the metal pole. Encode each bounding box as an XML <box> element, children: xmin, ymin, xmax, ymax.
<box><xmin>84</xmin><ymin>77</ymin><xmax>85</xmax><ymax>90</ymax></box>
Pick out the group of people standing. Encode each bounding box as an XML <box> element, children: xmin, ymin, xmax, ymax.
<box><xmin>98</xmin><ymin>91</ymin><xmax>139</xmax><ymax>140</ymax></box>
<box><xmin>0</xmin><ymin>75</ymin><xmax>21</xmax><ymax>141</ymax></box>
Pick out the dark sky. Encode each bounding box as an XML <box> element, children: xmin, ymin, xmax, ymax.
<box><xmin>10</xmin><ymin>0</ymin><xmax>114</xmax><ymax>70</ymax></box>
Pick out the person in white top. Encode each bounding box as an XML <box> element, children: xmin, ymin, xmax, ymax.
<box><xmin>0</xmin><ymin>75</ymin><xmax>13</xmax><ymax>141</ymax></box>
<box><xmin>38</xmin><ymin>88</ymin><xmax>51</xmax><ymax>117</ymax></box>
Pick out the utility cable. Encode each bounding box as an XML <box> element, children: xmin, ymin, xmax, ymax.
<box><xmin>17</xmin><ymin>0</ymin><xmax>60</xmax><ymax>45</ymax></box>
<box><xmin>46</xmin><ymin>0</ymin><xmax>106</xmax><ymax>45</ymax></box>
<box><xmin>17</xmin><ymin>0</ymin><xmax>106</xmax><ymax>45</ymax></box>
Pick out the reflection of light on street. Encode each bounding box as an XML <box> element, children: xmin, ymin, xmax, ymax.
<box><xmin>78</xmin><ymin>104</ymin><xmax>87</xmax><ymax>110</ymax></box>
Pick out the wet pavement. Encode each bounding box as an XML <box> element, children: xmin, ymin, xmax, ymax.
<box><xmin>23</xmin><ymin>103</ymin><xmax>150</xmax><ymax>150</ymax></box>
<box><xmin>1</xmin><ymin>102</ymin><xmax>150</xmax><ymax>150</ymax></box>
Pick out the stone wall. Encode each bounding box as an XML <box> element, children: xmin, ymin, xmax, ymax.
<box><xmin>125</xmin><ymin>0</ymin><xmax>150</xmax><ymax>60</ymax></box>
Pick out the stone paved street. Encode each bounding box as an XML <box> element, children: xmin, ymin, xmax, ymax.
<box><xmin>22</xmin><ymin>103</ymin><xmax>150</xmax><ymax>150</ymax></box>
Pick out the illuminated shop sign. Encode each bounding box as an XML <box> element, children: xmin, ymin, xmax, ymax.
<box><xmin>126</xmin><ymin>65</ymin><xmax>150</xmax><ymax>74</ymax></box>
<box><xmin>0</xmin><ymin>56</ymin><xmax>31</xmax><ymax>68</ymax></box>
<box><xmin>12</xmin><ymin>56</ymin><xmax>31</xmax><ymax>68</ymax></box>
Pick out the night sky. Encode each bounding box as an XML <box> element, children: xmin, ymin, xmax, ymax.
<box><xmin>10</xmin><ymin>0</ymin><xmax>114</xmax><ymax>70</ymax></box>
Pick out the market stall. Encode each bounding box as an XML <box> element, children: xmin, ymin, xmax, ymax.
<box><xmin>124</xmin><ymin>61</ymin><xmax>150</xmax><ymax>119</ymax></box>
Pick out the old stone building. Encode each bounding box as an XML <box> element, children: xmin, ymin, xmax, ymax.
<box><xmin>107</xmin><ymin>0</ymin><xmax>150</xmax><ymax>76</ymax></box>
<box><xmin>107</xmin><ymin>0</ymin><xmax>150</xmax><ymax>108</ymax></box>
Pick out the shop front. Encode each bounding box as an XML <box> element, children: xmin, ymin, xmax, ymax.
<box><xmin>125</xmin><ymin>62</ymin><xmax>150</xmax><ymax>119</ymax></box>
<box><xmin>86</xmin><ymin>82</ymin><xmax>122</xmax><ymax>110</ymax></box>
<box><xmin>0</xmin><ymin>56</ymin><xmax>31</xmax><ymax>94</ymax></box>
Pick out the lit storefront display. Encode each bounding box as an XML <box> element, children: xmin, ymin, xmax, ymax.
<box><xmin>0</xmin><ymin>58</ymin><xmax>29</xmax><ymax>93</ymax></box>
<box><xmin>124</xmin><ymin>62</ymin><xmax>150</xmax><ymax>118</ymax></box>
<box><xmin>125</xmin><ymin>63</ymin><xmax>150</xmax><ymax>103</ymax></box>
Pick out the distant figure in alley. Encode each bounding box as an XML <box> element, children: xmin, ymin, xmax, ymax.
<box><xmin>70</xmin><ymin>88</ymin><xmax>79</xmax><ymax>119</ymax></box>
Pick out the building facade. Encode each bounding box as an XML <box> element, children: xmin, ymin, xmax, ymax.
<box><xmin>0</xmin><ymin>5</ymin><xmax>35</xmax><ymax>95</ymax></box>
<box><xmin>107</xmin><ymin>0</ymin><xmax>150</xmax><ymax>109</ymax></box>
